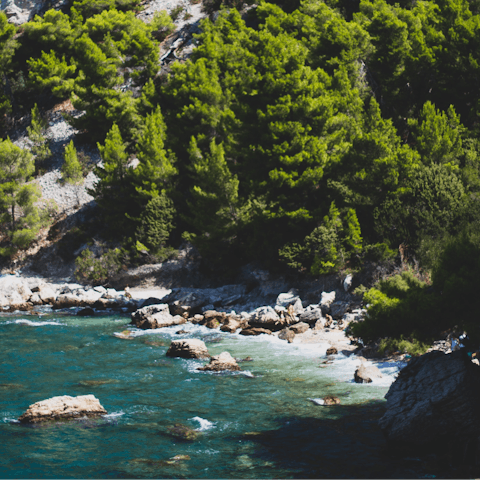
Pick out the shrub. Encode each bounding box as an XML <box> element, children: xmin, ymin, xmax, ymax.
<box><xmin>74</xmin><ymin>247</ymin><xmax>123</xmax><ymax>284</ymax></box>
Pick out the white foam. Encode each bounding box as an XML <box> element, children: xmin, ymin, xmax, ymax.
<box><xmin>14</xmin><ymin>319</ymin><xmax>62</xmax><ymax>326</ymax></box>
<box><xmin>307</xmin><ymin>398</ymin><xmax>325</xmax><ymax>406</ymax></box>
<box><xmin>104</xmin><ymin>411</ymin><xmax>125</xmax><ymax>418</ymax></box>
<box><xmin>191</xmin><ymin>416</ymin><xmax>215</xmax><ymax>431</ymax></box>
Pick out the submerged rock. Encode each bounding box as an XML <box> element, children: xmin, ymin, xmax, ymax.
<box><xmin>354</xmin><ymin>363</ymin><xmax>382</xmax><ymax>383</ymax></box>
<box><xmin>197</xmin><ymin>351</ymin><xmax>240</xmax><ymax>372</ymax></box>
<box><xmin>379</xmin><ymin>350</ymin><xmax>480</xmax><ymax>451</ymax></box>
<box><xmin>18</xmin><ymin>395</ymin><xmax>107</xmax><ymax>423</ymax></box>
<box><xmin>166</xmin><ymin>339</ymin><xmax>210</xmax><ymax>359</ymax></box>
<box><xmin>166</xmin><ymin>423</ymin><xmax>199</xmax><ymax>441</ymax></box>
<box><xmin>278</xmin><ymin>328</ymin><xmax>295</xmax><ymax>343</ymax></box>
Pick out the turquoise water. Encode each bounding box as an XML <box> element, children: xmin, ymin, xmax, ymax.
<box><xmin>0</xmin><ymin>313</ymin><xmax>445</xmax><ymax>478</ymax></box>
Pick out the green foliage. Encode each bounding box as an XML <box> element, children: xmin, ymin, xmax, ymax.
<box><xmin>0</xmin><ymin>138</ymin><xmax>44</xmax><ymax>254</ymax></box>
<box><xmin>136</xmin><ymin>192</ymin><xmax>176</xmax><ymax>252</ymax></box>
<box><xmin>62</xmin><ymin>141</ymin><xmax>83</xmax><ymax>185</ymax></box>
<box><xmin>27</xmin><ymin>104</ymin><xmax>52</xmax><ymax>170</ymax></box>
<box><xmin>148</xmin><ymin>10</ymin><xmax>175</xmax><ymax>41</ymax></box>
<box><xmin>378</xmin><ymin>337</ymin><xmax>430</xmax><ymax>356</ymax></box>
<box><xmin>0</xmin><ymin>12</ymin><xmax>17</xmax><ymax>118</ymax></box>
<box><xmin>280</xmin><ymin>202</ymin><xmax>363</xmax><ymax>274</ymax></box>
<box><xmin>374</xmin><ymin>163</ymin><xmax>466</xmax><ymax>249</ymax></box>
<box><xmin>74</xmin><ymin>247</ymin><xmax>123</xmax><ymax>284</ymax></box>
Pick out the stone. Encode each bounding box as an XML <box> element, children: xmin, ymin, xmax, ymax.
<box><xmin>278</xmin><ymin>328</ymin><xmax>295</xmax><ymax>343</ymax></box>
<box><xmin>325</xmin><ymin>314</ymin><xmax>333</xmax><ymax>328</ymax></box>
<box><xmin>77</xmin><ymin>307</ymin><xmax>95</xmax><ymax>316</ymax></box>
<box><xmin>379</xmin><ymin>350</ymin><xmax>480</xmax><ymax>451</ymax></box>
<box><xmin>28</xmin><ymin>293</ymin><xmax>43</xmax><ymax>305</ymax></box>
<box><xmin>38</xmin><ymin>284</ymin><xmax>57</xmax><ymax>304</ymax></box>
<box><xmin>276</xmin><ymin>290</ymin><xmax>300</xmax><ymax>308</ymax></box>
<box><xmin>220</xmin><ymin>317</ymin><xmax>242</xmax><ymax>333</ymax></box>
<box><xmin>191</xmin><ymin>314</ymin><xmax>204</xmax><ymax>324</ymax></box>
<box><xmin>131</xmin><ymin>304</ymin><xmax>186</xmax><ymax>329</ymax></box>
<box><xmin>239</xmin><ymin>327</ymin><xmax>272</xmax><ymax>336</ymax></box>
<box><xmin>323</xmin><ymin>395</ymin><xmax>341</xmax><ymax>405</ymax></box>
<box><xmin>290</xmin><ymin>322</ymin><xmax>309</xmax><ymax>334</ymax></box>
<box><xmin>326</xmin><ymin>347</ymin><xmax>338</xmax><ymax>355</ymax></box>
<box><xmin>203</xmin><ymin>310</ymin><xmax>227</xmax><ymax>322</ymax></box>
<box><xmin>354</xmin><ymin>363</ymin><xmax>382</xmax><ymax>383</ymax></box>
<box><xmin>166</xmin><ymin>339</ymin><xmax>210</xmax><ymax>359</ymax></box>
<box><xmin>320</xmin><ymin>291</ymin><xmax>336</xmax><ymax>315</ymax></box>
<box><xmin>343</xmin><ymin>274</ymin><xmax>353</xmax><ymax>292</ymax></box>
<box><xmin>313</xmin><ymin>319</ymin><xmax>325</xmax><ymax>331</ymax></box>
<box><xmin>170</xmin><ymin>302</ymin><xmax>191</xmax><ymax>316</ymax></box>
<box><xmin>0</xmin><ymin>276</ymin><xmax>33</xmax><ymax>308</ymax></box>
<box><xmin>166</xmin><ymin>423</ymin><xmax>199</xmax><ymax>441</ymax></box>
<box><xmin>54</xmin><ymin>293</ymin><xmax>83</xmax><ymax>309</ymax></box>
<box><xmin>18</xmin><ymin>395</ymin><xmax>107</xmax><ymax>423</ymax></box>
<box><xmin>299</xmin><ymin>305</ymin><xmax>323</xmax><ymax>324</ymax></box>
<box><xmin>248</xmin><ymin>306</ymin><xmax>283</xmax><ymax>330</ymax></box>
<box><xmin>197</xmin><ymin>352</ymin><xmax>240</xmax><ymax>372</ymax></box>
<box><xmin>330</xmin><ymin>301</ymin><xmax>349</xmax><ymax>320</ymax></box>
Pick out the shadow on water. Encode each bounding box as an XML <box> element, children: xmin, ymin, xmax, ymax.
<box><xmin>236</xmin><ymin>401</ymin><xmax>469</xmax><ymax>479</ymax></box>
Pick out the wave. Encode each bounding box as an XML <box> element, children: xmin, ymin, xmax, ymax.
<box><xmin>191</xmin><ymin>416</ymin><xmax>215</xmax><ymax>431</ymax></box>
<box><xmin>10</xmin><ymin>319</ymin><xmax>63</xmax><ymax>326</ymax></box>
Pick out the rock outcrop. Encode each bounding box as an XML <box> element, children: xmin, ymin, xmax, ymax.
<box><xmin>166</xmin><ymin>339</ymin><xmax>210</xmax><ymax>359</ymax></box>
<box><xmin>197</xmin><ymin>352</ymin><xmax>240</xmax><ymax>371</ymax></box>
<box><xmin>18</xmin><ymin>395</ymin><xmax>107</xmax><ymax>423</ymax></box>
<box><xmin>248</xmin><ymin>306</ymin><xmax>283</xmax><ymax>330</ymax></box>
<box><xmin>131</xmin><ymin>304</ymin><xmax>186</xmax><ymax>329</ymax></box>
<box><xmin>379</xmin><ymin>350</ymin><xmax>480</xmax><ymax>451</ymax></box>
<box><xmin>354</xmin><ymin>363</ymin><xmax>382</xmax><ymax>383</ymax></box>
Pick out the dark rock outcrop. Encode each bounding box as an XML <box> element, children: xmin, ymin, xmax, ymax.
<box><xmin>379</xmin><ymin>350</ymin><xmax>480</xmax><ymax>452</ymax></box>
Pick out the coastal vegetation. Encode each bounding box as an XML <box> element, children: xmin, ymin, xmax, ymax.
<box><xmin>1</xmin><ymin>0</ymin><xmax>480</xmax><ymax>347</ymax></box>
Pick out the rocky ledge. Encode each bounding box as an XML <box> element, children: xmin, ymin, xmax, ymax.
<box><xmin>18</xmin><ymin>394</ymin><xmax>107</xmax><ymax>423</ymax></box>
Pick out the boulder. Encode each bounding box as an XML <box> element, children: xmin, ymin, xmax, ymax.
<box><xmin>18</xmin><ymin>395</ymin><xmax>107</xmax><ymax>423</ymax></box>
<box><xmin>313</xmin><ymin>319</ymin><xmax>325</xmax><ymax>331</ymax></box>
<box><xmin>326</xmin><ymin>347</ymin><xmax>338</xmax><ymax>355</ymax></box>
<box><xmin>54</xmin><ymin>293</ymin><xmax>83</xmax><ymax>309</ymax></box>
<box><xmin>248</xmin><ymin>306</ymin><xmax>283</xmax><ymax>330</ymax></box>
<box><xmin>191</xmin><ymin>314</ymin><xmax>204</xmax><ymax>324</ymax></box>
<box><xmin>320</xmin><ymin>291</ymin><xmax>336</xmax><ymax>315</ymax></box>
<box><xmin>166</xmin><ymin>423</ymin><xmax>199</xmax><ymax>441</ymax></box>
<box><xmin>276</xmin><ymin>290</ymin><xmax>300</xmax><ymax>308</ymax></box>
<box><xmin>166</xmin><ymin>339</ymin><xmax>210</xmax><ymax>359</ymax></box>
<box><xmin>203</xmin><ymin>310</ymin><xmax>227</xmax><ymax>329</ymax></box>
<box><xmin>170</xmin><ymin>302</ymin><xmax>191</xmax><ymax>317</ymax></box>
<box><xmin>239</xmin><ymin>327</ymin><xmax>272</xmax><ymax>336</ymax></box>
<box><xmin>379</xmin><ymin>350</ymin><xmax>480</xmax><ymax>451</ymax></box>
<box><xmin>290</xmin><ymin>322</ymin><xmax>309</xmax><ymax>334</ymax></box>
<box><xmin>131</xmin><ymin>304</ymin><xmax>186</xmax><ymax>329</ymax></box>
<box><xmin>0</xmin><ymin>276</ymin><xmax>33</xmax><ymax>308</ymax></box>
<box><xmin>354</xmin><ymin>363</ymin><xmax>382</xmax><ymax>383</ymax></box>
<box><xmin>299</xmin><ymin>305</ymin><xmax>323</xmax><ymax>324</ymax></box>
<box><xmin>220</xmin><ymin>316</ymin><xmax>242</xmax><ymax>333</ymax></box>
<box><xmin>197</xmin><ymin>352</ymin><xmax>240</xmax><ymax>371</ymax></box>
<box><xmin>323</xmin><ymin>395</ymin><xmax>341</xmax><ymax>405</ymax></box>
<box><xmin>28</xmin><ymin>293</ymin><xmax>43</xmax><ymax>306</ymax></box>
<box><xmin>330</xmin><ymin>301</ymin><xmax>349</xmax><ymax>320</ymax></box>
<box><xmin>38</xmin><ymin>284</ymin><xmax>57</xmax><ymax>304</ymax></box>
<box><xmin>343</xmin><ymin>274</ymin><xmax>353</xmax><ymax>292</ymax></box>
<box><xmin>278</xmin><ymin>328</ymin><xmax>295</xmax><ymax>343</ymax></box>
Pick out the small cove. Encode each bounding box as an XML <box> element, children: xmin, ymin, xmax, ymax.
<box><xmin>0</xmin><ymin>313</ymin><xmax>445</xmax><ymax>478</ymax></box>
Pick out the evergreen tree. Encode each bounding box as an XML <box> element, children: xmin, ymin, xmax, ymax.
<box><xmin>27</xmin><ymin>104</ymin><xmax>52</xmax><ymax>169</ymax></box>
<box><xmin>0</xmin><ymin>12</ymin><xmax>17</xmax><ymax>118</ymax></box>
<box><xmin>62</xmin><ymin>141</ymin><xmax>83</xmax><ymax>206</ymax></box>
<box><xmin>0</xmin><ymin>138</ymin><xmax>43</xmax><ymax>254</ymax></box>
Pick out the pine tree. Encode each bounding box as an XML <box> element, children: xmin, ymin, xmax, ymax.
<box><xmin>0</xmin><ymin>138</ymin><xmax>43</xmax><ymax>254</ymax></box>
<box><xmin>27</xmin><ymin>104</ymin><xmax>51</xmax><ymax>169</ymax></box>
<box><xmin>62</xmin><ymin>141</ymin><xmax>83</xmax><ymax>205</ymax></box>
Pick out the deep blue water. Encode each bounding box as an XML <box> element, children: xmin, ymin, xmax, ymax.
<box><xmin>0</xmin><ymin>313</ymin><xmax>460</xmax><ymax>478</ymax></box>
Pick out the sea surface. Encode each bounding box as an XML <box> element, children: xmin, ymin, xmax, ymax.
<box><xmin>0</xmin><ymin>312</ymin><xmax>455</xmax><ymax>478</ymax></box>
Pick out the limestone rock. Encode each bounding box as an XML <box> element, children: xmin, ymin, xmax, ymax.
<box><xmin>354</xmin><ymin>363</ymin><xmax>382</xmax><ymax>383</ymax></box>
<box><xmin>299</xmin><ymin>305</ymin><xmax>323</xmax><ymax>324</ymax></box>
<box><xmin>18</xmin><ymin>395</ymin><xmax>107</xmax><ymax>423</ymax></box>
<box><xmin>198</xmin><ymin>352</ymin><xmax>240</xmax><ymax>371</ymax></box>
<box><xmin>276</xmin><ymin>291</ymin><xmax>300</xmax><ymax>308</ymax></box>
<box><xmin>379</xmin><ymin>350</ymin><xmax>480</xmax><ymax>449</ymax></box>
<box><xmin>320</xmin><ymin>291</ymin><xmax>336</xmax><ymax>315</ymax></box>
<box><xmin>278</xmin><ymin>328</ymin><xmax>295</xmax><ymax>343</ymax></box>
<box><xmin>248</xmin><ymin>306</ymin><xmax>283</xmax><ymax>330</ymax></box>
<box><xmin>239</xmin><ymin>327</ymin><xmax>272</xmax><ymax>336</ymax></box>
<box><xmin>38</xmin><ymin>284</ymin><xmax>57</xmax><ymax>304</ymax></box>
<box><xmin>131</xmin><ymin>304</ymin><xmax>186</xmax><ymax>329</ymax></box>
<box><xmin>0</xmin><ymin>276</ymin><xmax>33</xmax><ymax>308</ymax></box>
<box><xmin>343</xmin><ymin>274</ymin><xmax>353</xmax><ymax>292</ymax></box>
<box><xmin>323</xmin><ymin>395</ymin><xmax>341</xmax><ymax>405</ymax></box>
<box><xmin>220</xmin><ymin>316</ymin><xmax>242</xmax><ymax>333</ymax></box>
<box><xmin>166</xmin><ymin>339</ymin><xmax>209</xmax><ymax>359</ymax></box>
<box><xmin>326</xmin><ymin>347</ymin><xmax>338</xmax><ymax>355</ymax></box>
<box><xmin>290</xmin><ymin>322</ymin><xmax>309</xmax><ymax>334</ymax></box>
<box><xmin>54</xmin><ymin>293</ymin><xmax>83</xmax><ymax>309</ymax></box>
<box><xmin>330</xmin><ymin>301</ymin><xmax>349</xmax><ymax>320</ymax></box>
<box><xmin>203</xmin><ymin>310</ymin><xmax>226</xmax><ymax>329</ymax></box>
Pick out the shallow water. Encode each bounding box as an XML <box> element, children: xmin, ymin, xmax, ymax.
<box><xmin>0</xmin><ymin>314</ymin><xmax>456</xmax><ymax>478</ymax></box>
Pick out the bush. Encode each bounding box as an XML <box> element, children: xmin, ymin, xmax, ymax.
<box><xmin>74</xmin><ymin>247</ymin><xmax>123</xmax><ymax>284</ymax></box>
